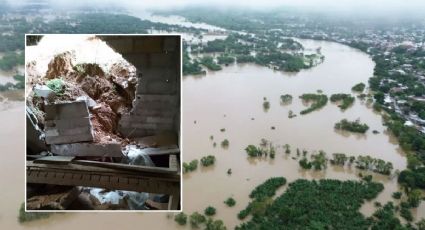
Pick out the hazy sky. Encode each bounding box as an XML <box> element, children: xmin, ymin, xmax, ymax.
<box><xmin>7</xmin><ymin>0</ymin><xmax>425</xmax><ymax>15</ymax></box>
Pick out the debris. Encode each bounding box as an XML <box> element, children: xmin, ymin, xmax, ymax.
<box><xmin>50</xmin><ymin>142</ymin><xmax>123</xmax><ymax>157</ymax></box>
<box><xmin>33</xmin><ymin>84</ymin><xmax>55</xmax><ymax>99</ymax></box>
<box><xmin>133</xmin><ymin>132</ymin><xmax>178</xmax><ymax>148</ymax></box>
<box><xmin>33</xmin><ymin>156</ymin><xmax>75</xmax><ymax>165</ymax></box>
<box><xmin>76</xmin><ymin>95</ymin><xmax>97</xmax><ymax>108</ymax></box>
<box><xmin>27</xmin><ymin>186</ymin><xmax>80</xmax><ymax>210</ymax></box>
<box><xmin>26</xmin><ymin>60</ymin><xmax>42</xmax><ymax>86</ymax></box>
<box><xmin>124</xmin><ymin>145</ymin><xmax>155</xmax><ymax>166</ymax></box>
<box><xmin>88</xmin><ymin>188</ymin><xmax>149</xmax><ymax>210</ymax></box>
<box><xmin>91</xmin><ymin>103</ymin><xmax>117</xmax><ymax>133</ymax></box>
<box><xmin>124</xmin><ymin>144</ymin><xmax>179</xmax><ymax>157</ymax></box>
<box><xmin>109</xmin><ymin>61</ymin><xmax>137</xmax><ymax>101</ymax></box>
<box><xmin>73</xmin><ymin>63</ymin><xmax>105</xmax><ymax>79</ymax></box>
<box><xmin>68</xmin><ymin>191</ymin><xmax>101</xmax><ymax>210</ymax></box>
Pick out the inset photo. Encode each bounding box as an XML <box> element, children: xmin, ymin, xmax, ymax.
<box><xmin>25</xmin><ymin>34</ymin><xmax>181</xmax><ymax>211</ymax></box>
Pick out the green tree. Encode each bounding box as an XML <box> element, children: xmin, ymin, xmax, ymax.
<box><xmin>205</xmin><ymin>206</ymin><xmax>216</xmax><ymax>216</ymax></box>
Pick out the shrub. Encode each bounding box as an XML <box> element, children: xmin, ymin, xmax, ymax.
<box><xmin>46</xmin><ymin>78</ymin><xmax>65</xmax><ymax>95</ymax></box>
<box><xmin>204</xmin><ymin>206</ymin><xmax>216</xmax><ymax>216</ymax></box>
<box><xmin>189</xmin><ymin>212</ymin><xmax>206</xmax><ymax>228</ymax></box>
<box><xmin>201</xmin><ymin>155</ymin><xmax>216</xmax><ymax>167</ymax></box>
<box><xmin>224</xmin><ymin>197</ymin><xmax>236</xmax><ymax>207</ymax></box>
<box><xmin>183</xmin><ymin>159</ymin><xmax>198</xmax><ymax>173</ymax></box>
<box><xmin>392</xmin><ymin>192</ymin><xmax>402</xmax><ymax>199</ymax></box>
<box><xmin>174</xmin><ymin>212</ymin><xmax>188</xmax><ymax>225</ymax></box>
<box><xmin>18</xmin><ymin>203</ymin><xmax>51</xmax><ymax>223</ymax></box>
<box><xmin>352</xmin><ymin>83</ymin><xmax>366</xmax><ymax>92</ymax></box>
<box><xmin>335</xmin><ymin>119</ymin><xmax>369</xmax><ymax>133</ymax></box>
<box><xmin>221</xmin><ymin>139</ymin><xmax>229</xmax><ymax>148</ymax></box>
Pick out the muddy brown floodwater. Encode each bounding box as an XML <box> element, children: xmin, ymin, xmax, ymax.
<box><xmin>1</xmin><ymin>39</ymin><xmax>424</xmax><ymax>229</ymax></box>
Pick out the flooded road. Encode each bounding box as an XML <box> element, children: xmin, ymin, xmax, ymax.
<box><xmin>1</xmin><ymin>37</ymin><xmax>423</xmax><ymax>229</ymax></box>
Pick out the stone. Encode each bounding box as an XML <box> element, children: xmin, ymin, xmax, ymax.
<box><xmin>76</xmin><ymin>96</ymin><xmax>97</xmax><ymax>108</ymax></box>
<box><xmin>50</xmin><ymin>142</ymin><xmax>123</xmax><ymax>157</ymax></box>
<box><xmin>33</xmin><ymin>84</ymin><xmax>55</xmax><ymax>98</ymax></box>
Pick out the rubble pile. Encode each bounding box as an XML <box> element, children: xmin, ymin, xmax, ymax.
<box><xmin>27</xmin><ymin>51</ymin><xmax>138</xmax><ymax>146</ymax></box>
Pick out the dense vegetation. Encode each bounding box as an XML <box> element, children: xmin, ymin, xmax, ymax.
<box><xmin>335</xmin><ymin>119</ymin><xmax>369</xmax><ymax>133</ymax></box>
<box><xmin>245</xmin><ymin>139</ymin><xmax>276</xmax><ymax>159</ymax></box>
<box><xmin>355</xmin><ymin>155</ymin><xmax>394</xmax><ymax>175</ymax></box>
<box><xmin>0</xmin><ymin>51</ymin><xmax>24</xmax><ymax>71</ymax></box>
<box><xmin>299</xmin><ymin>151</ymin><xmax>327</xmax><ymax>170</ymax></box>
<box><xmin>204</xmin><ymin>206</ymin><xmax>216</xmax><ymax>216</ymax></box>
<box><xmin>238</xmin><ymin>177</ymin><xmax>286</xmax><ymax>220</ymax></box>
<box><xmin>245</xmin><ymin>145</ymin><xmax>262</xmax><ymax>157</ymax></box>
<box><xmin>352</xmin><ymin>83</ymin><xmax>366</xmax><ymax>92</ymax></box>
<box><xmin>249</xmin><ymin>177</ymin><xmax>287</xmax><ymax>200</ymax></box>
<box><xmin>46</xmin><ymin>79</ymin><xmax>65</xmax><ymax>95</ymax></box>
<box><xmin>221</xmin><ymin>139</ymin><xmax>229</xmax><ymax>148</ymax></box>
<box><xmin>217</xmin><ymin>53</ymin><xmax>235</xmax><ymax>65</ymax></box>
<box><xmin>237</xmin><ymin>179</ymin><xmax>384</xmax><ymax>229</ymax></box>
<box><xmin>174</xmin><ymin>212</ymin><xmax>188</xmax><ymax>225</ymax></box>
<box><xmin>224</xmin><ymin>197</ymin><xmax>236</xmax><ymax>207</ymax></box>
<box><xmin>199</xmin><ymin>56</ymin><xmax>222</xmax><ymax>71</ymax></box>
<box><xmin>189</xmin><ymin>212</ymin><xmax>206</xmax><ymax>228</ymax></box>
<box><xmin>330</xmin><ymin>93</ymin><xmax>355</xmax><ymax>110</ymax></box>
<box><xmin>370</xmin><ymin>202</ymin><xmax>406</xmax><ymax>229</ymax></box>
<box><xmin>398</xmin><ymin>167</ymin><xmax>425</xmax><ymax>189</ymax></box>
<box><xmin>0</xmin><ymin>74</ymin><xmax>24</xmax><ymax>92</ymax></box>
<box><xmin>183</xmin><ymin>159</ymin><xmax>199</xmax><ymax>173</ymax></box>
<box><xmin>183</xmin><ymin>49</ymin><xmax>205</xmax><ymax>75</ymax></box>
<box><xmin>299</xmin><ymin>93</ymin><xmax>328</xmax><ymax>114</ymax></box>
<box><xmin>201</xmin><ymin>155</ymin><xmax>216</xmax><ymax>167</ymax></box>
<box><xmin>190</xmin><ymin>31</ymin><xmax>323</xmax><ymax>72</ymax></box>
<box><xmin>280</xmin><ymin>94</ymin><xmax>293</xmax><ymax>104</ymax></box>
<box><xmin>18</xmin><ymin>203</ymin><xmax>51</xmax><ymax>223</ymax></box>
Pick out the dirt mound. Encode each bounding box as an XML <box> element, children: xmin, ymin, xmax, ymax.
<box><xmin>91</xmin><ymin>103</ymin><xmax>117</xmax><ymax>133</ymax></box>
<box><xmin>45</xmin><ymin>51</ymin><xmax>75</xmax><ymax>79</ymax></box>
<box><xmin>78</xmin><ymin>75</ymin><xmax>113</xmax><ymax>99</ymax></box>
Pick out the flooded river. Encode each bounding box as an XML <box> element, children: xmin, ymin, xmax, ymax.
<box><xmin>1</xmin><ymin>31</ymin><xmax>423</xmax><ymax>230</ymax></box>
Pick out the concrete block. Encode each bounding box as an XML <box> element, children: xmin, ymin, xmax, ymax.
<box><xmin>76</xmin><ymin>96</ymin><xmax>97</xmax><ymax>108</ymax></box>
<box><xmin>51</xmin><ymin>143</ymin><xmax>123</xmax><ymax>157</ymax></box>
<box><xmin>45</xmin><ymin>101</ymin><xmax>89</xmax><ymax>120</ymax></box>
<box><xmin>33</xmin><ymin>84</ymin><xmax>55</xmax><ymax>98</ymax></box>
<box><xmin>44</xmin><ymin>101</ymin><xmax>93</xmax><ymax>144</ymax></box>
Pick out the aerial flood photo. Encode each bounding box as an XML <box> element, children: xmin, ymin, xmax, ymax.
<box><xmin>1</xmin><ymin>0</ymin><xmax>425</xmax><ymax>229</ymax></box>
